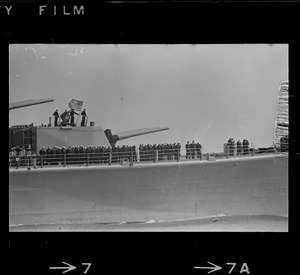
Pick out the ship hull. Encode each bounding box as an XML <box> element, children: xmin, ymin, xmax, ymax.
<box><xmin>9</xmin><ymin>154</ymin><xmax>288</xmax><ymax>227</ymax></box>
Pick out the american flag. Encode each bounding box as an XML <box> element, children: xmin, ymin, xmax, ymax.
<box><xmin>68</xmin><ymin>99</ymin><xmax>84</xmax><ymax>112</ymax></box>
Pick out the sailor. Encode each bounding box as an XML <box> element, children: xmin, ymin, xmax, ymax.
<box><xmin>60</xmin><ymin>110</ymin><xmax>69</xmax><ymax>126</ymax></box>
<box><xmin>237</xmin><ymin>140</ymin><xmax>242</xmax><ymax>155</ymax></box>
<box><xmin>175</xmin><ymin>142</ymin><xmax>181</xmax><ymax>160</ymax></box>
<box><xmin>157</xmin><ymin>144</ymin><xmax>162</xmax><ymax>161</ymax></box>
<box><xmin>167</xmin><ymin>143</ymin><xmax>171</xmax><ymax>160</ymax></box>
<box><xmin>132</xmin><ymin>145</ymin><xmax>137</xmax><ymax>162</ymax></box>
<box><xmin>245</xmin><ymin>139</ymin><xmax>249</xmax><ymax>154</ymax></box>
<box><xmin>39</xmin><ymin>146</ymin><xmax>45</xmax><ymax>156</ymax></box>
<box><xmin>14</xmin><ymin>146</ymin><xmax>21</xmax><ymax>168</ymax></box>
<box><xmin>80</xmin><ymin>109</ymin><xmax>87</xmax><ymax>127</ymax></box>
<box><xmin>186</xmin><ymin>141</ymin><xmax>191</xmax><ymax>159</ymax></box>
<box><xmin>196</xmin><ymin>142</ymin><xmax>202</xmax><ymax>160</ymax></box>
<box><xmin>227</xmin><ymin>138</ymin><xmax>234</xmax><ymax>156</ymax></box>
<box><xmin>53</xmin><ymin>109</ymin><xmax>59</xmax><ymax>126</ymax></box>
<box><xmin>191</xmin><ymin>140</ymin><xmax>196</xmax><ymax>159</ymax></box>
<box><xmin>226</xmin><ymin>138</ymin><xmax>231</xmax><ymax>156</ymax></box>
<box><xmin>70</xmin><ymin>108</ymin><xmax>79</xmax><ymax>126</ymax></box>
<box><xmin>242</xmin><ymin>139</ymin><xmax>249</xmax><ymax>155</ymax></box>
<box><xmin>241</xmin><ymin>139</ymin><xmax>244</xmax><ymax>155</ymax></box>
<box><xmin>280</xmin><ymin>136</ymin><xmax>288</xmax><ymax>151</ymax></box>
<box><xmin>231</xmin><ymin>138</ymin><xmax>235</xmax><ymax>156</ymax></box>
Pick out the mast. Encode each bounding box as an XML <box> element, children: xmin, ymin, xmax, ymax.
<box><xmin>273</xmin><ymin>81</ymin><xmax>288</xmax><ymax>148</ymax></box>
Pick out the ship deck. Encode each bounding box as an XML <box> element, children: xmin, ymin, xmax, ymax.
<box><xmin>9</xmin><ymin>152</ymin><xmax>287</xmax><ymax>173</ymax></box>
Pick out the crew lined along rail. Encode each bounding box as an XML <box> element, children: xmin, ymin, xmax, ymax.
<box><xmin>9</xmin><ymin>143</ymin><xmax>287</xmax><ymax>169</ymax></box>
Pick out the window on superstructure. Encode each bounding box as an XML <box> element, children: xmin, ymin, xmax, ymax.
<box><xmin>23</xmin><ymin>129</ymin><xmax>33</xmax><ymax>149</ymax></box>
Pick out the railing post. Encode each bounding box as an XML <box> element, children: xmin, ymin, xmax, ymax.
<box><xmin>40</xmin><ymin>155</ymin><xmax>43</xmax><ymax>168</ymax></box>
<box><xmin>153</xmin><ymin>150</ymin><xmax>158</xmax><ymax>163</ymax></box>
<box><xmin>32</xmin><ymin>154</ymin><xmax>36</xmax><ymax>168</ymax></box>
<box><xmin>27</xmin><ymin>155</ymin><xmax>30</xmax><ymax>168</ymax></box>
<box><xmin>226</xmin><ymin>146</ymin><xmax>229</xmax><ymax>159</ymax></box>
<box><xmin>63</xmin><ymin>152</ymin><xmax>66</xmax><ymax>167</ymax></box>
<box><xmin>252</xmin><ymin>144</ymin><xmax>254</xmax><ymax>156</ymax></box>
<box><xmin>137</xmin><ymin>147</ymin><xmax>140</xmax><ymax>162</ymax></box>
<box><xmin>109</xmin><ymin>152</ymin><xmax>112</xmax><ymax>165</ymax></box>
<box><xmin>130</xmin><ymin>148</ymin><xmax>133</xmax><ymax>167</ymax></box>
<box><xmin>87</xmin><ymin>152</ymin><xmax>89</xmax><ymax>166</ymax></box>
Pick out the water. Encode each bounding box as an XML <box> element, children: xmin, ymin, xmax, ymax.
<box><xmin>10</xmin><ymin>215</ymin><xmax>288</xmax><ymax>232</ymax></box>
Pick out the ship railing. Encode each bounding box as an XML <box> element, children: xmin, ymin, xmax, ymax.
<box><xmin>8</xmin><ymin>149</ymin><xmax>179</xmax><ymax>168</ymax></box>
<box><xmin>139</xmin><ymin>148</ymin><xmax>181</xmax><ymax>163</ymax></box>
<box><xmin>9</xmin><ymin>153</ymin><xmax>37</xmax><ymax>168</ymax></box>
<box><xmin>9</xmin><ymin>144</ymin><xmax>287</xmax><ymax>169</ymax></box>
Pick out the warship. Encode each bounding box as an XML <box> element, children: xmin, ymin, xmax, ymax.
<box><xmin>9</xmin><ymin>85</ymin><xmax>288</xmax><ymax>228</ymax></box>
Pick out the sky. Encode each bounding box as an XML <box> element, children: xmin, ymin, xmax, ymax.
<box><xmin>9</xmin><ymin>44</ymin><xmax>288</xmax><ymax>152</ymax></box>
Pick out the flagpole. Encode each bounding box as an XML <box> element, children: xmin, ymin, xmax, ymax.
<box><xmin>68</xmin><ymin>99</ymin><xmax>84</xmax><ymax>126</ymax></box>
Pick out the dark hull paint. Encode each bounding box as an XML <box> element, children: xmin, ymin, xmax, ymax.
<box><xmin>9</xmin><ymin>154</ymin><xmax>288</xmax><ymax>227</ymax></box>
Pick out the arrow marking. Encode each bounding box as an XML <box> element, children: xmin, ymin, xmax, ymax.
<box><xmin>49</xmin><ymin>261</ymin><xmax>76</xmax><ymax>273</ymax></box>
<box><xmin>194</xmin><ymin>261</ymin><xmax>222</xmax><ymax>273</ymax></box>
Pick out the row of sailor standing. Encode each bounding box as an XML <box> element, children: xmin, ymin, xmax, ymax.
<box><xmin>139</xmin><ymin>143</ymin><xmax>181</xmax><ymax>161</ymax></box>
<box><xmin>224</xmin><ymin>138</ymin><xmax>250</xmax><ymax>156</ymax></box>
<box><xmin>53</xmin><ymin>108</ymin><xmax>88</xmax><ymax>127</ymax></box>
<box><xmin>9</xmin><ymin>146</ymin><xmax>33</xmax><ymax>168</ymax></box>
<box><xmin>37</xmin><ymin>144</ymin><xmax>179</xmax><ymax>165</ymax></box>
<box><xmin>185</xmin><ymin>141</ymin><xmax>202</xmax><ymax>160</ymax></box>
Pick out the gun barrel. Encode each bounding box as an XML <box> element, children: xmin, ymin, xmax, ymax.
<box><xmin>9</xmin><ymin>99</ymin><xmax>54</xmax><ymax>110</ymax></box>
<box><xmin>116</xmin><ymin>127</ymin><xmax>169</xmax><ymax>141</ymax></box>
